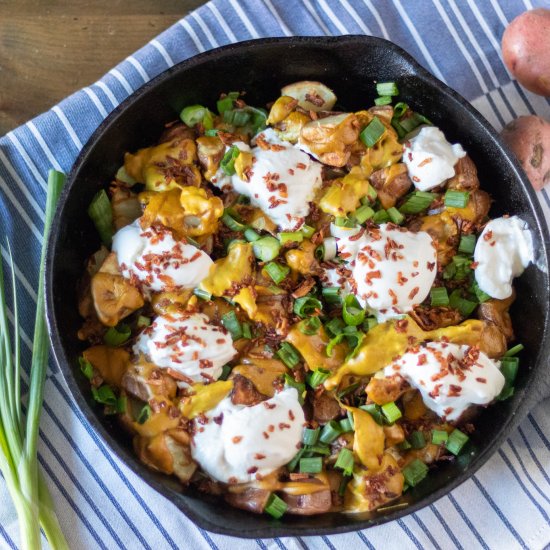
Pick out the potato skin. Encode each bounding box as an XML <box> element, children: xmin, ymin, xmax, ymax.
<box><xmin>502</xmin><ymin>8</ymin><xmax>550</xmax><ymax>96</ymax></box>
<box><xmin>501</xmin><ymin>115</ymin><xmax>550</xmax><ymax>190</ymax></box>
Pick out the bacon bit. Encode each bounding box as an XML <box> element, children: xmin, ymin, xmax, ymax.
<box><xmin>213</xmin><ymin>413</ymin><xmax>224</xmax><ymax>425</ymax></box>
<box><xmin>228</xmin><ymin>477</ymin><xmax>238</xmax><ymax>485</ymax></box>
<box><xmin>417</xmin><ymin>353</ymin><xmax>427</xmax><ymax>366</ymax></box>
<box><xmin>288</xmin><ymin>168</ymin><xmax>295</xmax><ymax>175</ymax></box>
<box><xmin>263</xmin><ymin>402</ymin><xmax>276</xmax><ymax>410</ymax></box>
<box><xmin>305</xmin><ymin>91</ymin><xmax>325</xmax><ymax>107</ymax></box>
<box><xmin>395</xmin><ymin>319</ymin><xmax>409</xmax><ymax>333</ymax></box>
<box><xmin>289</xmin><ymin>472</ymin><xmax>310</xmax><ymax>481</ymax></box>
<box><xmin>296</xmin><ymin>162</ymin><xmax>307</xmax><ymax>170</ymax></box>
<box><xmin>397</xmin><ymin>271</ymin><xmax>408</xmax><ymax>286</ymax></box>
<box><xmin>232</xmin><ymin>436</ymin><xmax>243</xmax><ymax>444</ymax></box>
<box><xmin>216</xmin><ymin>338</ymin><xmax>225</xmax><ymax>344</ymax></box>
<box><xmin>268</xmin><ymin>424</ymin><xmax>275</xmax><ymax>432</ymax></box>
<box><xmin>483</xmin><ymin>230</ymin><xmax>493</xmax><ymax>241</ymax></box>
<box><xmin>254</xmin><ymin>453</ymin><xmax>266</xmax><ymax>460</ymax></box>
<box><xmin>279</xmin><ymin>422</ymin><xmax>291</xmax><ymax>430</ymax></box>
<box><xmin>196</xmin><ymin>413</ymin><xmax>209</xmax><ymax>425</ymax></box>
<box><xmin>408</xmin><ymin>286</ymin><xmax>420</xmax><ymax>300</ymax></box>
<box><xmin>408</xmin><ymin>152</ymin><xmax>413</xmax><ymax>161</ymax></box>
<box><xmin>490</xmin><ymin>241</ymin><xmax>496</xmax><ymax>247</ymax></box>
<box><xmin>448</xmin><ymin>384</ymin><xmax>462</xmax><ymax>397</ymax></box>
<box><xmin>268</xmin><ymin>195</ymin><xmax>287</xmax><ymax>209</ymax></box>
<box><xmin>429</xmin><ymin>384</ymin><xmax>442</xmax><ymax>398</ymax></box>
<box><xmin>165</xmin><ymin>368</ymin><xmax>195</xmax><ymax>385</ymax></box>
<box><xmin>365</xmin><ymin>270</ymin><xmax>382</xmax><ymax>285</ymax></box>
<box><xmin>288</xmin><ymin>410</ymin><xmax>295</xmax><ymax>421</ymax></box>
<box><xmin>256</xmin><ymin>134</ymin><xmax>270</xmax><ymax>150</ymax></box>
<box><xmin>427</xmin><ymin>262</ymin><xmax>436</xmax><ymax>271</ymax></box>
<box><xmin>388</xmin><ymin>289</ymin><xmax>398</xmax><ymax>306</ymax></box>
<box><xmin>262</xmin><ymin>432</ymin><xmax>269</xmax><ymax>439</ymax></box>
<box><xmin>413</xmin><ymin>260</ymin><xmax>419</xmax><ymax>268</ymax></box>
<box><xmin>470</xmin><ymin>261</ymin><xmax>479</xmax><ymax>269</ymax></box>
<box><xmin>199</xmin><ymin>359</ymin><xmax>214</xmax><ymax>370</ymax></box>
<box><xmin>412</xmin><ymin>176</ymin><xmax>421</xmax><ymax>182</ymax></box>
<box><xmin>408</xmin><ymin>335</ymin><xmax>418</xmax><ymax>345</ymax></box>
<box><xmin>444</xmin><ymin>407</ymin><xmax>454</xmax><ymax>416</ymax></box>
<box><xmin>418</xmin><ymin>157</ymin><xmax>433</xmax><ymax>167</ymax></box>
<box><xmin>247</xmin><ymin>466</ymin><xmax>258</xmax><ymax>474</ymax></box>
<box><xmin>476</xmin><ymin>377</ymin><xmax>487</xmax><ymax>383</ymax></box>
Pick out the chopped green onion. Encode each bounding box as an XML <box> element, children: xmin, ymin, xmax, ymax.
<box><xmin>393</xmin><ymin>102</ymin><xmax>409</xmax><ymax>118</ymax></box>
<box><xmin>216</xmin><ymin>91</ymin><xmax>239</xmax><ymax>114</ymax></box>
<box><xmin>136</xmin><ymin>403</ymin><xmax>152</xmax><ymax>424</ymax></box>
<box><xmin>334</xmin><ymin>447</ymin><xmax>355</xmax><ymax>475</ymax></box>
<box><xmin>306</xmin><ymin>368</ymin><xmax>330</xmax><ymax>389</ymax></box>
<box><xmin>299</xmin><ymin>456</ymin><xmax>323</xmax><ymax>474</ymax></box>
<box><xmin>347</xmin><ymin>410</ymin><xmax>355</xmax><ymax>430</ymax></box>
<box><xmin>360</xmin><ymin>403</ymin><xmax>384</xmax><ymax>425</ymax></box>
<box><xmin>498</xmin><ymin>356</ymin><xmax>519</xmax><ymax>401</ymax></box>
<box><xmin>301</xmin><ymin>224</ymin><xmax>315</xmax><ymax>238</ymax></box>
<box><xmin>444</xmin><ymin>190</ymin><xmax>470</xmax><ymax>209</ymax></box>
<box><xmin>194</xmin><ymin>287</ymin><xmax>212</xmax><ymax>300</ymax></box>
<box><xmin>471</xmin><ymin>280</ymin><xmax>491</xmax><ymax>303</ymax></box>
<box><xmin>381</xmin><ymin>401</ymin><xmax>402</xmax><ymax>424</ymax></box>
<box><xmin>116</xmin><ymin>396</ymin><xmax>127</xmax><ymax>414</ymax></box>
<box><xmin>354</xmin><ymin>204</ymin><xmax>375</xmax><ymax>224</ymax></box>
<box><xmin>372</xmin><ymin>209</ymin><xmax>390</xmax><ymax>224</ymax></box>
<box><xmin>319</xmin><ymin>420</ymin><xmax>343</xmax><ymax>444</ymax></box>
<box><xmin>242</xmin><ymin>323</ymin><xmax>252</xmax><ymax>339</ymax></box>
<box><xmin>505</xmin><ymin>344</ymin><xmax>524</xmax><ymax>357</ymax></box>
<box><xmin>103</xmin><ymin>323</ymin><xmax>131</xmax><ymax>347</ymax></box>
<box><xmin>137</xmin><ymin>315</ymin><xmax>151</xmax><ymax>328</ymax></box>
<box><xmin>334</xmin><ymin>216</ymin><xmax>356</xmax><ymax>228</ymax></box>
<box><xmin>298</xmin><ymin>316</ymin><xmax>321</xmax><ymax>335</ymax></box>
<box><xmin>284</xmin><ymin>373</ymin><xmax>306</xmax><ymax>404</ymax></box>
<box><xmin>264</xmin><ymin>493</ymin><xmax>288</xmax><ymax>519</ymax></box>
<box><xmin>430</xmin><ymin>287</ymin><xmax>449</xmax><ymax>307</ymax></box>
<box><xmin>279</xmin><ymin>231</ymin><xmax>304</xmax><ymax>244</ymax></box>
<box><xmin>204</xmin><ymin>128</ymin><xmax>219</xmax><ymax>137</ymax></box>
<box><xmin>219</xmin><ymin>364</ymin><xmax>232</xmax><ymax>381</ymax></box>
<box><xmin>339</xmin><ymin>418</ymin><xmax>354</xmax><ymax>433</ymax></box>
<box><xmin>91</xmin><ymin>385</ymin><xmax>117</xmax><ymax>407</ymax></box>
<box><xmin>253</xmin><ymin>236</ymin><xmax>281</xmax><ymax>262</ymax></box>
<box><xmin>363</xmin><ymin>183</ymin><xmax>379</xmax><ymax>203</ymax></box>
<box><xmin>458</xmin><ymin>234</ymin><xmax>476</xmax><ymax>255</ymax></box>
<box><xmin>303</xmin><ymin>444</ymin><xmax>331</xmax><ymax>457</ymax></box>
<box><xmin>364</xmin><ymin>317</ymin><xmax>378</xmax><ymax>331</ymax></box>
<box><xmin>432</xmin><ymin>430</ymin><xmax>449</xmax><ymax>445</ymax></box>
<box><xmin>343</xmin><ymin>327</ymin><xmax>365</xmax><ymax>360</ymax></box>
<box><xmin>221</xmin><ymin>311</ymin><xmax>243</xmax><ymax>340</ymax></box>
<box><xmin>449</xmin><ymin>289</ymin><xmax>477</xmax><ymax>317</ymax></box>
<box><xmin>326</xmin><ymin>333</ymin><xmax>345</xmax><ymax>357</ymax></box>
<box><xmin>244</xmin><ymin>228</ymin><xmax>260</xmax><ymax>242</ymax></box>
<box><xmin>322</xmin><ymin>287</ymin><xmax>342</xmax><ymax>306</ymax></box>
<box><xmin>264</xmin><ymin>261</ymin><xmax>289</xmax><ymax>284</ymax></box>
<box><xmin>398</xmin><ymin>191</ymin><xmax>436</xmax><ymax>214</ymax></box>
<box><xmin>397</xmin><ymin>439</ymin><xmax>412</xmax><ymax>451</ymax></box>
<box><xmin>337</xmin><ymin>383</ymin><xmax>360</xmax><ymax>399</ymax></box>
<box><xmin>325</xmin><ymin>317</ymin><xmax>345</xmax><ymax>336</ymax></box>
<box><xmin>221</xmin><ymin>210</ymin><xmax>246</xmax><ymax>232</ymax></box>
<box><xmin>88</xmin><ymin>189</ymin><xmax>113</xmax><ymax>246</ymax></box>
<box><xmin>338</xmin><ymin>475</ymin><xmax>352</xmax><ymax>497</ymax></box>
<box><xmin>360</xmin><ymin>116</ymin><xmax>386</xmax><ymax>148</ymax></box>
<box><xmin>374</xmin><ymin>95</ymin><xmax>393</xmax><ymax>106</ymax></box>
<box><xmin>321</xmin><ymin>237</ymin><xmax>338</xmax><ymax>261</ymax></box>
<box><xmin>376</xmin><ymin>82</ymin><xmax>399</xmax><ymax>96</ymax></box>
<box><xmin>79</xmin><ymin>357</ymin><xmax>94</xmax><ymax>380</ymax></box>
<box><xmin>409</xmin><ymin>430</ymin><xmax>426</xmax><ymax>449</ymax></box>
<box><xmin>276</xmin><ymin>342</ymin><xmax>301</xmax><ymax>368</ymax></box>
<box><xmin>180</xmin><ymin>104</ymin><xmax>213</xmax><ymax>129</ymax></box>
<box><xmin>220</xmin><ymin>146</ymin><xmax>241</xmax><ymax>176</ymax></box>
<box><xmin>387</xmin><ymin>206</ymin><xmax>405</xmax><ymax>225</ymax></box>
<box><xmin>402</xmin><ymin>458</ymin><xmax>429</xmax><ymax>487</ymax></box>
<box><xmin>399</xmin><ymin>111</ymin><xmax>430</xmax><ymax>133</ymax></box>
<box><xmin>231</xmin><ymin>109</ymin><xmax>251</xmax><ymax>126</ymax></box>
<box><xmin>342</xmin><ymin>295</ymin><xmax>366</xmax><ymax>327</ymax></box>
<box><xmin>446</xmin><ymin>429</ymin><xmax>469</xmax><ymax>455</ymax></box>
<box><xmin>303</xmin><ymin>427</ymin><xmax>320</xmax><ymax>446</ymax></box>
<box><xmin>294</xmin><ymin>295</ymin><xmax>322</xmax><ymax>318</ymax></box>
<box><xmin>444</xmin><ymin>255</ymin><xmax>473</xmax><ymax>281</ymax></box>
<box><xmin>287</xmin><ymin>448</ymin><xmax>305</xmax><ymax>471</ymax></box>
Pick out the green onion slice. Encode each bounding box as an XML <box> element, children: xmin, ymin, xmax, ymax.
<box><xmin>221</xmin><ymin>311</ymin><xmax>243</xmax><ymax>340</ymax></box>
<box><xmin>319</xmin><ymin>420</ymin><xmax>343</xmax><ymax>444</ymax></box>
<box><xmin>221</xmin><ymin>210</ymin><xmax>246</xmax><ymax>232</ymax></box>
<box><xmin>264</xmin><ymin>261</ymin><xmax>289</xmax><ymax>284</ymax></box>
<box><xmin>91</xmin><ymin>385</ymin><xmax>117</xmax><ymax>407</ymax></box>
<box><xmin>409</xmin><ymin>430</ymin><xmax>426</xmax><ymax>449</ymax></box>
<box><xmin>216</xmin><ymin>92</ymin><xmax>239</xmax><ymax>114</ymax></box>
<box><xmin>354</xmin><ymin>204</ymin><xmax>375</xmax><ymax>224</ymax></box>
<box><xmin>264</xmin><ymin>493</ymin><xmax>288</xmax><ymax>519</ymax></box>
<box><xmin>402</xmin><ymin>458</ymin><xmax>429</xmax><ymax>487</ymax></box>
<box><xmin>244</xmin><ymin>228</ymin><xmax>260</xmax><ymax>242</ymax></box>
<box><xmin>103</xmin><ymin>323</ymin><xmax>131</xmax><ymax>347</ymax></box>
<box><xmin>301</xmin><ymin>224</ymin><xmax>315</xmax><ymax>238</ymax></box>
<box><xmin>444</xmin><ymin>190</ymin><xmax>470</xmax><ymax>208</ymax></box>
<box><xmin>445</xmin><ymin>429</ymin><xmax>469</xmax><ymax>455</ymax></box>
<box><xmin>279</xmin><ymin>231</ymin><xmax>304</xmax><ymax>244</ymax></box>
<box><xmin>88</xmin><ymin>189</ymin><xmax>113</xmax><ymax>246</ymax></box>
<box><xmin>339</xmin><ymin>417</ymin><xmax>354</xmax><ymax>433</ymax></box>
<box><xmin>180</xmin><ymin>104</ymin><xmax>214</xmax><ymax>129</ymax></box>
<box><xmin>306</xmin><ymin>368</ymin><xmax>330</xmax><ymax>389</ymax></box>
<box><xmin>360</xmin><ymin>403</ymin><xmax>384</xmax><ymax>425</ymax></box>
<box><xmin>387</xmin><ymin>207</ymin><xmax>405</xmax><ymax>225</ymax></box>
<box><xmin>372</xmin><ymin>209</ymin><xmax>390</xmax><ymax>224</ymax></box>
<box><xmin>325</xmin><ymin>316</ymin><xmax>345</xmax><ymax>336</ymax></box>
<box><xmin>376</xmin><ymin>82</ymin><xmax>399</xmax><ymax>96</ymax></box>
<box><xmin>302</xmin><ymin>427</ymin><xmax>320</xmax><ymax>446</ymax></box>
<box><xmin>432</xmin><ymin>430</ymin><xmax>449</xmax><ymax>445</ymax></box>
<box><xmin>194</xmin><ymin>287</ymin><xmax>212</xmax><ymax>301</ymax></box>
<box><xmin>299</xmin><ymin>456</ymin><xmax>323</xmax><ymax>474</ymax></box>
<box><xmin>334</xmin><ymin>447</ymin><xmax>355</xmax><ymax>475</ymax></box>
<box><xmin>284</xmin><ymin>373</ymin><xmax>306</xmax><ymax>404</ymax></box>
<box><xmin>342</xmin><ymin>295</ymin><xmax>366</xmax><ymax>327</ymax></box>
<box><xmin>276</xmin><ymin>342</ymin><xmax>301</xmax><ymax>368</ymax></box>
<box><xmin>253</xmin><ymin>236</ymin><xmax>281</xmax><ymax>262</ymax></box>
<box><xmin>504</xmin><ymin>344</ymin><xmax>524</xmax><ymax>357</ymax></box>
<box><xmin>449</xmin><ymin>289</ymin><xmax>477</xmax><ymax>317</ymax></box>
<box><xmin>458</xmin><ymin>234</ymin><xmax>476</xmax><ymax>255</ymax></box>
<box><xmin>398</xmin><ymin>191</ymin><xmax>436</xmax><ymax>214</ymax></box>
<box><xmin>430</xmin><ymin>287</ymin><xmax>449</xmax><ymax>307</ymax></box>
<box><xmin>374</xmin><ymin>96</ymin><xmax>393</xmax><ymax>106</ymax></box>
<box><xmin>381</xmin><ymin>401</ymin><xmax>402</xmax><ymax>424</ymax></box>
<box><xmin>298</xmin><ymin>316</ymin><xmax>321</xmax><ymax>335</ymax></box>
<box><xmin>294</xmin><ymin>295</ymin><xmax>322</xmax><ymax>318</ymax></box>
<box><xmin>360</xmin><ymin>116</ymin><xmax>386</xmax><ymax>148</ymax></box>
<box><xmin>79</xmin><ymin>357</ymin><xmax>94</xmax><ymax>380</ymax></box>
<box><xmin>220</xmin><ymin>146</ymin><xmax>241</xmax><ymax>176</ymax></box>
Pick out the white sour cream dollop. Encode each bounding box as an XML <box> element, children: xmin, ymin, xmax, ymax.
<box><xmin>133</xmin><ymin>313</ymin><xmax>236</xmax><ymax>385</ymax></box>
<box><xmin>321</xmin><ymin>223</ymin><xmax>437</xmax><ymax>321</ymax></box>
<box><xmin>384</xmin><ymin>341</ymin><xmax>505</xmax><ymax>421</ymax></box>
<box><xmin>112</xmin><ymin>220</ymin><xmax>213</xmax><ymax>293</ymax></box>
<box><xmin>474</xmin><ymin>216</ymin><xmax>534</xmax><ymax>300</ymax></box>
<box><xmin>191</xmin><ymin>387</ymin><xmax>305</xmax><ymax>484</ymax></box>
<box><xmin>403</xmin><ymin>126</ymin><xmax>466</xmax><ymax>191</ymax></box>
<box><xmin>212</xmin><ymin>128</ymin><xmax>323</xmax><ymax>230</ymax></box>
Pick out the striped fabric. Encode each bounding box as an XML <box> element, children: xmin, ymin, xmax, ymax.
<box><xmin>1</xmin><ymin>0</ymin><xmax>549</xmax><ymax>548</ymax></box>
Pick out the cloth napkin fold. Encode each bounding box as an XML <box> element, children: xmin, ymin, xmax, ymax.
<box><xmin>1</xmin><ymin>1</ymin><xmax>549</xmax><ymax>548</ymax></box>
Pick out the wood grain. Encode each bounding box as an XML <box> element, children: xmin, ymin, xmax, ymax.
<box><xmin>0</xmin><ymin>0</ymin><xmax>205</xmax><ymax>134</ymax></box>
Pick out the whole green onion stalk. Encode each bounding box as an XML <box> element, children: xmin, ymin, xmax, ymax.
<box><xmin>0</xmin><ymin>170</ymin><xmax>68</xmax><ymax>549</ymax></box>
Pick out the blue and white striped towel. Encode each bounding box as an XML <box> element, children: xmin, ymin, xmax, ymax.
<box><xmin>1</xmin><ymin>1</ymin><xmax>549</xmax><ymax>548</ymax></box>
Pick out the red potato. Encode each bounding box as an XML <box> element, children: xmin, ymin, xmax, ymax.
<box><xmin>502</xmin><ymin>8</ymin><xmax>550</xmax><ymax>96</ymax></box>
<box><xmin>501</xmin><ymin>115</ymin><xmax>550</xmax><ymax>191</ymax></box>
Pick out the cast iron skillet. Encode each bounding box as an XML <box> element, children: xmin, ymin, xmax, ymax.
<box><xmin>45</xmin><ymin>36</ymin><xmax>550</xmax><ymax>538</ymax></box>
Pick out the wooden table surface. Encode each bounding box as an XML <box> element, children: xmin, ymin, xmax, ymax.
<box><xmin>0</xmin><ymin>0</ymin><xmax>206</xmax><ymax>135</ymax></box>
